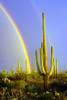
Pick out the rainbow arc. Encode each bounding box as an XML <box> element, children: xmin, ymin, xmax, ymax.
<box><xmin>0</xmin><ymin>3</ymin><xmax>31</xmax><ymax>73</ymax></box>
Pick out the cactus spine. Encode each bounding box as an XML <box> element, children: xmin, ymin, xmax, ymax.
<box><xmin>35</xmin><ymin>12</ymin><xmax>54</xmax><ymax>90</ymax></box>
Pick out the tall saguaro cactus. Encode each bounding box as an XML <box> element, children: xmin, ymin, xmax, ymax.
<box><xmin>35</xmin><ymin>12</ymin><xmax>54</xmax><ymax>90</ymax></box>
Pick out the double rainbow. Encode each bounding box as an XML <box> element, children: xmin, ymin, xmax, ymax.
<box><xmin>0</xmin><ymin>4</ymin><xmax>31</xmax><ymax>73</ymax></box>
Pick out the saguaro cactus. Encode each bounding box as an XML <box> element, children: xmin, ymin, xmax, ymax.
<box><xmin>64</xmin><ymin>65</ymin><xmax>66</xmax><ymax>73</ymax></box>
<box><xmin>11</xmin><ymin>65</ymin><xmax>14</xmax><ymax>74</ymax></box>
<box><xmin>35</xmin><ymin>12</ymin><xmax>54</xmax><ymax>90</ymax></box>
<box><xmin>32</xmin><ymin>57</ymin><xmax>37</xmax><ymax>72</ymax></box>
<box><xmin>16</xmin><ymin>59</ymin><xmax>20</xmax><ymax>73</ymax></box>
<box><xmin>53</xmin><ymin>58</ymin><xmax>56</xmax><ymax>75</ymax></box>
<box><xmin>56</xmin><ymin>59</ymin><xmax>58</xmax><ymax>77</ymax></box>
<box><xmin>18</xmin><ymin>59</ymin><xmax>20</xmax><ymax>72</ymax></box>
<box><xmin>20</xmin><ymin>66</ymin><xmax>23</xmax><ymax>73</ymax></box>
<box><xmin>3</xmin><ymin>67</ymin><xmax>6</xmax><ymax>73</ymax></box>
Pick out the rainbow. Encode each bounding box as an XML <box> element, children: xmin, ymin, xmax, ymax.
<box><xmin>0</xmin><ymin>3</ymin><xmax>31</xmax><ymax>73</ymax></box>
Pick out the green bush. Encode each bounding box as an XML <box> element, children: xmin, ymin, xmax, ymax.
<box><xmin>37</xmin><ymin>92</ymin><xmax>53</xmax><ymax>100</ymax></box>
<box><xmin>25</xmin><ymin>83</ymin><xmax>43</xmax><ymax>94</ymax></box>
<box><xmin>0</xmin><ymin>72</ymin><xmax>6</xmax><ymax>79</ymax></box>
<box><xmin>13</xmin><ymin>80</ymin><xmax>27</xmax><ymax>89</ymax></box>
<box><xmin>50</xmin><ymin>79</ymin><xmax>67</xmax><ymax>92</ymax></box>
<box><xmin>64</xmin><ymin>90</ymin><xmax>67</xmax><ymax>96</ymax></box>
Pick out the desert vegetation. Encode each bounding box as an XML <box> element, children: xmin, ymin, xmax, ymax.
<box><xmin>0</xmin><ymin>70</ymin><xmax>67</xmax><ymax>100</ymax></box>
<box><xmin>0</xmin><ymin>12</ymin><xmax>67</xmax><ymax>100</ymax></box>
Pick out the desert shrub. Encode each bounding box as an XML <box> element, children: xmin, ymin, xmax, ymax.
<box><xmin>7</xmin><ymin>74</ymin><xmax>16</xmax><ymax>81</ymax></box>
<box><xmin>50</xmin><ymin>79</ymin><xmax>67</xmax><ymax>92</ymax></box>
<box><xmin>8</xmin><ymin>72</ymin><xmax>27</xmax><ymax>81</ymax></box>
<box><xmin>13</xmin><ymin>80</ymin><xmax>27</xmax><ymax>89</ymax></box>
<box><xmin>0</xmin><ymin>78</ymin><xmax>12</xmax><ymax>90</ymax></box>
<box><xmin>64</xmin><ymin>90</ymin><xmax>67</xmax><ymax>96</ymax></box>
<box><xmin>0</xmin><ymin>72</ymin><xmax>6</xmax><ymax>79</ymax></box>
<box><xmin>15</xmin><ymin>73</ymin><xmax>27</xmax><ymax>80</ymax></box>
<box><xmin>37</xmin><ymin>92</ymin><xmax>53</xmax><ymax>100</ymax></box>
<box><xmin>58</xmin><ymin>73</ymin><xmax>66</xmax><ymax>79</ymax></box>
<box><xmin>24</xmin><ymin>83</ymin><xmax>43</xmax><ymax>94</ymax></box>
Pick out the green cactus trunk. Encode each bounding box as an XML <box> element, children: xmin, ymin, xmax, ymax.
<box><xmin>44</xmin><ymin>75</ymin><xmax>49</xmax><ymax>90</ymax></box>
<box><xmin>43</xmin><ymin>13</ymin><xmax>48</xmax><ymax>74</ymax></box>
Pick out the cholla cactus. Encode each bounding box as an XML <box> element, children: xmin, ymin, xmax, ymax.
<box><xmin>35</xmin><ymin>12</ymin><xmax>54</xmax><ymax>90</ymax></box>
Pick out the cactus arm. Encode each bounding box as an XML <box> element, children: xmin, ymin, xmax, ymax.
<box><xmin>41</xmin><ymin>42</ymin><xmax>43</xmax><ymax>47</ymax></box>
<box><xmin>49</xmin><ymin>46</ymin><xmax>54</xmax><ymax>76</ymax></box>
<box><xmin>36</xmin><ymin>50</ymin><xmax>42</xmax><ymax>75</ymax></box>
<box><xmin>40</xmin><ymin>48</ymin><xmax>45</xmax><ymax>74</ymax></box>
<box><xmin>53</xmin><ymin>58</ymin><xmax>56</xmax><ymax>74</ymax></box>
